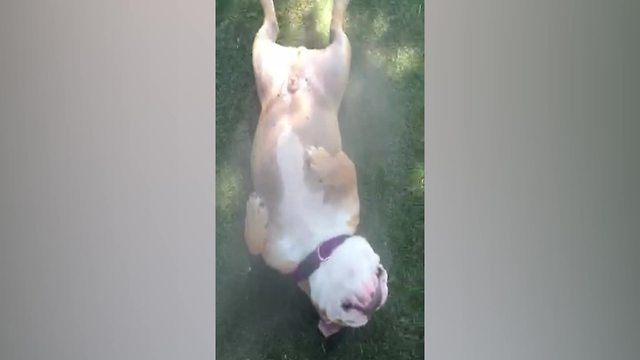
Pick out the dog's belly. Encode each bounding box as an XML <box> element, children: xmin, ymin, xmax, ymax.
<box><xmin>263</xmin><ymin>46</ymin><xmax>320</xmax><ymax>99</ymax></box>
<box><xmin>269</xmin><ymin>127</ymin><xmax>351</xmax><ymax>263</ymax></box>
<box><xmin>252</xmin><ymin>46</ymin><xmax>350</xmax><ymax>265</ymax></box>
<box><xmin>251</xmin><ymin>60</ymin><xmax>343</xmax><ymax>212</ymax></box>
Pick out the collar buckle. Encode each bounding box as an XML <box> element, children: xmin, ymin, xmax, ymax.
<box><xmin>317</xmin><ymin>245</ymin><xmax>330</xmax><ymax>262</ymax></box>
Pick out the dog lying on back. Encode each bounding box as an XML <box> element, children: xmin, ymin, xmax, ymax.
<box><xmin>244</xmin><ymin>0</ymin><xmax>389</xmax><ymax>337</ymax></box>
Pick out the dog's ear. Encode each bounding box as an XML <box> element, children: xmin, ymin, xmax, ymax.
<box><xmin>318</xmin><ymin>318</ymin><xmax>342</xmax><ymax>337</ymax></box>
<box><xmin>314</xmin><ymin>303</ymin><xmax>343</xmax><ymax>337</ymax></box>
<box><xmin>378</xmin><ymin>264</ymin><xmax>388</xmax><ymax>280</ymax></box>
<box><xmin>377</xmin><ymin>264</ymin><xmax>389</xmax><ymax>307</ymax></box>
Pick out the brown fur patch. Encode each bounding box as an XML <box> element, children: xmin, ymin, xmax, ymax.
<box><xmin>298</xmin><ymin>280</ymin><xmax>311</xmax><ymax>297</ymax></box>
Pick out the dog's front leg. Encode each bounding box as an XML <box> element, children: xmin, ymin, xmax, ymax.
<box><xmin>244</xmin><ymin>192</ymin><xmax>269</xmax><ymax>255</ymax></box>
<box><xmin>305</xmin><ymin>146</ymin><xmax>357</xmax><ymax>193</ymax></box>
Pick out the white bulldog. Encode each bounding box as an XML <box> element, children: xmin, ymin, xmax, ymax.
<box><xmin>244</xmin><ymin>0</ymin><xmax>389</xmax><ymax>337</ymax></box>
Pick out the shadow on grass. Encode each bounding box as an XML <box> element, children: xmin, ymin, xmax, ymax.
<box><xmin>216</xmin><ymin>1</ymin><xmax>424</xmax><ymax>359</ymax></box>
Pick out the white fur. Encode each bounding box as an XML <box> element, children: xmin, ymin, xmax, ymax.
<box><xmin>271</xmin><ymin>127</ymin><xmax>389</xmax><ymax>331</ymax></box>
<box><xmin>271</xmin><ymin>127</ymin><xmax>352</xmax><ymax>264</ymax></box>
<box><xmin>310</xmin><ymin>236</ymin><xmax>387</xmax><ymax>327</ymax></box>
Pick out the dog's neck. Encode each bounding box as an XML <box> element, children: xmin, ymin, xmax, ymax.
<box><xmin>289</xmin><ymin>234</ymin><xmax>351</xmax><ymax>283</ymax></box>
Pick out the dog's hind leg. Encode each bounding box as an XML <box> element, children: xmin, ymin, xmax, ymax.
<box><xmin>252</xmin><ymin>0</ymin><xmax>293</xmax><ymax>105</ymax></box>
<box><xmin>244</xmin><ymin>192</ymin><xmax>269</xmax><ymax>256</ymax></box>
<box><xmin>255</xmin><ymin>0</ymin><xmax>278</xmax><ymax>42</ymax></box>
<box><xmin>313</xmin><ymin>0</ymin><xmax>352</xmax><ymax>108</ymax></box>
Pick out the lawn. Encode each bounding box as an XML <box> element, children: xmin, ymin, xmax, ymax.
<box><xmin>215</xmin><ymin>0</ymin><xmax>424</xmax><ymax>359</ymax></box>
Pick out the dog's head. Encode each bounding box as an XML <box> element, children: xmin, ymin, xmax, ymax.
<box><xmin>307</xmin><ymin>235</ymin><xmax>389</xmax><ymax>337</ymax></box>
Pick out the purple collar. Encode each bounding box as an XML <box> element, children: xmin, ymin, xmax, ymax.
<box><xmin>289</xmin><ymin>234</ymin><xmax>351</xmax><ymax>283</ymax></box>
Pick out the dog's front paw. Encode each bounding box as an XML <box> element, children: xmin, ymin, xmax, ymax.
<box><xmin>244</xmin><ymin>192</ymin><xmax>269</xmax><ymax>255</ymax></box>
<box><xmin>305</xmin><ymin>146</ymin><xmax>333</xmax><ymax>184</ymax></box>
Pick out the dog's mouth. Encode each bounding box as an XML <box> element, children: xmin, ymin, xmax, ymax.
<box><xmin>317</xmin><ymin>265</ymin><xmax>388</xmax><ymax>337</ymax></box>
<box><xmin>341</xmin><ymin>281</ymin><xmax>383</xmax><ymax>317</ymax></box>
<box><xmin>340</xmin><ymin>266</ymin><xmax>386</xmax><ymax>317</ymax></box>
<box><xmin>342</xmin><ymin>266</ymin><xmax>384</xmax><ymax>317</ymax></box>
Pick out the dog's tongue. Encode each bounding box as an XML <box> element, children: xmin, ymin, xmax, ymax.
<box><xmin>318</xmin><ymin>319</ymin><xmax>342</xmax><ymax>337</ymax></box>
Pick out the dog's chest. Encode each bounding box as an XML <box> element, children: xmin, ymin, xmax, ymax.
<box><xmin>271</xmin><ymin>127</ymin><xmax>350</xmax><ymax>261</ymax></box>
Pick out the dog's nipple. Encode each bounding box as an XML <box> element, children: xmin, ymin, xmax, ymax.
<box><xmin>287</xmin><ymin>76</ymin><xmax>299</xmax><ymax>93</ymax></box>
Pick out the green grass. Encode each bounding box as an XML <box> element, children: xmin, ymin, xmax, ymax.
<box><xmin>216</xmin><ymin>0</ymin><xmax>424</xmax><ymax>358</ymax></box>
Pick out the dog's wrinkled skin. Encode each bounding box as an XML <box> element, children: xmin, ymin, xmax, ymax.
<box><xmin>244</xmin><ymin>0</ymin><xmax>389</xmax><ymax>337</ymax></box>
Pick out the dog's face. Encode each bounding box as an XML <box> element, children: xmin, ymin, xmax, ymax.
<box><xmin>308</xmin><ymin>235</ymin><xmax>389</xmax><ymax>336</ymax></box>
